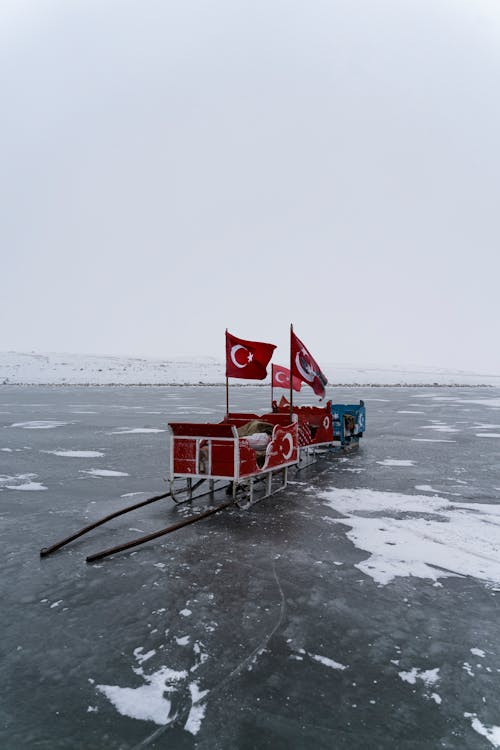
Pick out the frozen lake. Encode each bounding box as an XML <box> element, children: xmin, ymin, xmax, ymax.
<box><xmin>1</xmin><ymin>385</ymin><xmax>500</xmax><ymax>749</ymax></box>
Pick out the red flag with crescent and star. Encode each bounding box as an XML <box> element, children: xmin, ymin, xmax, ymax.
<box><xmin>272</xmin><ymin>364</ymin><xmax>302</xmax><ymax>392</ymax></box>
<box><xmin>225</xmin><ymin>331</ymin><xmax>276</xmax><ymax>380</ymax></box>
<box><xmin>290</xmin><ymin>330</ymin><xmax>328</xmax><ymax>398</ymax></box>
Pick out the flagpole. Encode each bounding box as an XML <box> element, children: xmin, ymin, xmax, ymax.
<box><xmin>289</xmin><ymin>323</ymin><xmax>293</xmax><ymax>420</ymax></box>
<box><xmin>271</xmin><ymin>364</ymin><xmax>274</xmax><ymax>411</ymax></box>
<box><xmin>225</xmin><ymin>328</ymin><xmax>229</xmax><ymax>417</ymax></box>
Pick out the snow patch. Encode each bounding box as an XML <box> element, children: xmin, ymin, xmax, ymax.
<box><xmin>377</xmin><ymin>460</ymin><xmax>415</xmax><ymax>467</ymax></box>
<box><xmin>109</xmin><ymin>428</ymin><xmax>165</xmax><ymax>434</ymax></box>
<box><xmin>184</xmin><ymin>682</ymin><xmax>209</xmax><ymax>735</ymax></box>
<box><xmin>399</xmin><ymin>668</ymin><xmax>440</xmax><ymax>686</ymax></box>
<box><xmin>1</xmin><ymin>473</ymin><xmax>47</xmax><ymax>491</ymax></box>
<box><xmin>2</xmin><ymin>351</ymin><xmax>500</xmax><ymax>386</ymax></box>
<box><xmin>322</xmin><ymin>488</ymin><xmax>500</xmax><ymax>585</ymax></box>
<box><xmin>412</xmin><ymin>438</ymin><xmax>456</xmax><ymax>443</ymax></box>
<box><xmin>81</xmin><ymin>469</ymin><xmax>129</xmax><ymax>477</ymax></box>
<box><xmin>10</xmin><ymin>420</ymin><xmax>70</xmax><ymax>429</ymax></box>
<box><xmin>309</xmin><ymin>653</ymin><xmax>348</xmax><ymax>670</ymax></box>
<box><xmin>465</xmin><ymin>714</ymin><xmax>500</xmax><ymax>748</ymax></box>
<box><xmin>133</xmin><ymin>647</ymin><xmax>156</xmax><ymax>665</ymax></box>
<box><xmin>44</xmin><ymin>450</ymin><xmax>104</xmax><ymax>458</ymax></box>
<box><xmin>8</xmin><ymin>481</ymin><xmax>47</xmax><ymax>491</ymax></box>
<box><xmin>421</xmin><ymin>425</ymin><xmax>460</xmax><ymax>433</ymax></box>
<box><xmin>96</xmin><ymin>665</ymin><xmax>187</xmax><ymax>725</ymax></box>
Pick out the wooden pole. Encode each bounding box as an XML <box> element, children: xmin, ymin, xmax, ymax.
<box><xmin>40</xmin><ymin>489</ymin><xmax>173</xmax><ymax>557</ymax></box>
<box><xmin>40</xmin><ymin>478</ymin><xmax>205</xmax><ymax>556</ymax></box>
<box><xmin>86</xmin><ymin>500</ymin><xmax>234</xmax><ymax>563</ymax></box>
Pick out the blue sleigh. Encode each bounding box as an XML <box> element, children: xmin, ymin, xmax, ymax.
<box><xmin>331</xmin><ymin>401</ymin><xmax>366</xmax><ymax>447</ymax></box>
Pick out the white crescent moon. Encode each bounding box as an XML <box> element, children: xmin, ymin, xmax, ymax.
<box><xmin>295</xmin><ymin>352</ymin><xmax>315</xmax><ymax>382</ymax></box>
<box><xmin>282</xmin><ymin>432</ymin><xmax>294</xmax><ymax>460</ymax></box>
<box><xmin>276</xmin><ymin>371</ymin><xmax>287</xmax><ymax>384</ymax></box>
<box><xmin>323</xmin><ymin>416</ymin><xmax>330</xmax><ymax>429</ymax></box>
<box><xmin>230</xmin><ymin>345</ymin><xmax>248</xmax><ymax>368</ymax></box>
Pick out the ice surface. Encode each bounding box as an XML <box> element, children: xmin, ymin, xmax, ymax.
<box><xmin>2</xmin><ymin>383</ymin><xmax>499</xmax><ymax>749</ymax></box>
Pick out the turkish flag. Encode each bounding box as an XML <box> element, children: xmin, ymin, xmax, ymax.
<box><xmin>272</xmin><ymin>364</ymin><xmax>302</xmax><ymax>392</ymax></box>
<box><xmin>225</xmin><ymin>331</ymin><xmax>276</xmax><ymax>380</ymax></box>
<box><xmin>290</xmin><ymin>331</ymin><xmax>328</xmax><ymax>398</ymax></box>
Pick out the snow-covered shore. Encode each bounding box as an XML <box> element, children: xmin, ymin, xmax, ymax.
<box><xmin>1</xmin><ymin>351</ymin><xmax>499</xmax><ymax>387</ymax></box>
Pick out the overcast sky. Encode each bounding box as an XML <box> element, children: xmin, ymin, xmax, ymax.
<box><xmin>1</xmin><ymin>0</ymin><xmax>499</xmax><ymax>372</ymax></box>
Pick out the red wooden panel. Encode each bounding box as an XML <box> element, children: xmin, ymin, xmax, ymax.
<box><xmin>238</xmin><ymin>442</ymin><xmax>259</xmax><ymax>477</ymax></box>
<box><xmin>258</xmin><ymin>413</ymin><xmax>295</xmax><ymax>427</ymax></box>
<box><xmin>274</xmin><ymin>402</ymin><xmax>334</xmax><ymax>445</ymax></box>
<box><xmin>170</xmin><ymin>423</ymin><xmax>235</xmax><ymax>438</ymax></box>
<box><xmin>223</xmin><ymin>413</ymin><xmax>260</xmax><ymax>427</ymax></box>
<box><xmin>263</xmin><ymin>424</ymin><xmax>298</xmax><ymax>469</ymax></box>
<box><xmin>173</xmin><ymin>438</ymin><xmax>197</xmax><ymax>474</ymax></box>
<box><xmin>306</xmin><ymin>410</ymin><xmax>333</xmax><ymax>444</ymax></box>
<box><xmin>210</xmin><ymin>440</ymin><xmax>236</xmax><ymax>477</ymax></box>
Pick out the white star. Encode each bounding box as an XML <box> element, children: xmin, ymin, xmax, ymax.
<box><xmin>247</xmin><ymin>352</ymin><xmax>253</xmax><ymax>363</ymax></box>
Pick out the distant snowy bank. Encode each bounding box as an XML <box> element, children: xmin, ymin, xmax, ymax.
<box><xmin>1</xmin><ymin>351</ymin><xmax>499</xmax><ymax>387</ymax></box>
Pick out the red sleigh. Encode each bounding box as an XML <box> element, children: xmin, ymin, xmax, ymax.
<box><xmin>168</xmin><ymin>413</ymin><xmax>298</xmax><ymax>504</ymax></box>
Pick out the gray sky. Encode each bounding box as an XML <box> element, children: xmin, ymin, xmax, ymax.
<box><xmin>1</xmin><ymin>0</ymin><xmax>499</xmax><ymax>372</ymax></box>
